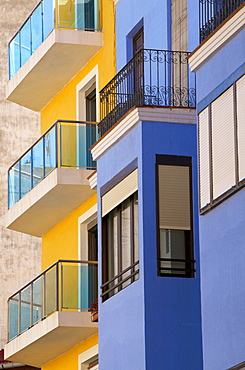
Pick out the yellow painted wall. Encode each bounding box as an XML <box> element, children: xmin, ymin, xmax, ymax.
<box><xmin>40</xmin><ymin>0</ymin><xmax>115</xmax><ymax>132</ymax></box>
<box><xmin>42</xmin><ymin>334</ymin><xmax>98</xmax><ymax>370</ymax></box>
<box><xmin>39</xmin><ymin>1</ymin><xmax>114</xmax><ymax>366</ymax></box>
<box><xmin>41</xmin><ymin>0</ymin><xmax>115</xmax><ymax>269</ymax></box>
<box><xmin>42</xmin><ymin>193</ymin><xmax>97</xmax><ymax>269</ymax></box>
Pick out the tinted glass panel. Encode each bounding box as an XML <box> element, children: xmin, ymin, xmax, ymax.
<box><xmin>33</xmin><ymin>139</ymin><xmax>44</xmax><ymax>186</ymax></box>
<box><xmin>20</xmin><ymin>286</ymin><xmax>31</xmax><ymax>333</ymax></box>
<box><xmin>20</xmin><ymin>19</ymin><xmax>31</xmax><ymax>66</ymax></box>
<box><xmin>8</xmin><ymin>294</ymin><xmax>19</xmax><ymax>340</ymax></box>
<box><xmin>20</xmin><ymin>152</ymin><xmax>32</xmax><ymax>197</ymax></box>
<box><xmin>31</xmin><ymin>3</ymin><xmax>43</xmax><ymax>52</ymax></box>
<box><xmin>45</xmin><ymin>126</ymin><xmax>56</xmax><ymax>175</ymax></box>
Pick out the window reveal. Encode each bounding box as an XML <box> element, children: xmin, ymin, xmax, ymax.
<box><xmin>101</xmin><ymin>191</ymin><xmax>139</xmax><ymax>301</ymax></box>
<box><xmin>156</xmin><ymin>155</ymin><xmax>195</xmax><ymax>278</ymax></box>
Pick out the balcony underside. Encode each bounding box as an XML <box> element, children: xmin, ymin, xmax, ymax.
<box><xmin>6</xmin><ymin>168</ymin><xmax>96</xmax><ymax>237</ymax></box>
<box><xmin>6</xmin><ymin>29</ymin><xmax>103</xmax><ymax>111</ymax></box>
<box><xmin>4</xmin><ymin>311</ymin><xmax>98</xmax><ymax>368</ymax></box>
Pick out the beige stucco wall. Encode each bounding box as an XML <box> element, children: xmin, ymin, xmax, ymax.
<box><xmin>0</xmin><ymin>0</ymin><xmax>41</xmax><ymax>349</ymax></box>
<box><xmin>172</xmin><ymin>0</ymin><xmax>188</xmax><ymax>51</ymax></box>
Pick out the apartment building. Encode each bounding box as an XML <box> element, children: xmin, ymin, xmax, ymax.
<box><xmin>189</xmin><ymin>1</ymin><xmax>245</xmax><ymax>369</ymax></box>
<box><xmin>90</xmin><ymin>0</ymin><xmax>203</xmax><ymax>368</ymax></box>
<box><xmin>3</xmin><ymin>0</ymin><xmax>245</xmax><ymax>369</ymax></box>
<box><xmin>4</xmin><ymin>0</ymin><xmax>115</xmax><ymax>369</ymax></box>
<box><xmin>0</xmin><ymin>1</ymin><xmax>41</xmax><ymax>368</ymax></box>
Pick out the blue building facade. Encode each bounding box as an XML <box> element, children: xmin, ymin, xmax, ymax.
<box><xmin>93</xmin><ymin>113</ymin><xmax>203</xmax><ymax>369</ymax></box>
<box><xmin>91</xmin><ymin>0</ymin><xmax>204</xmax><ymax>368</ymax></box>
<box><xmin>189</xmin><ymin>2</ymin><xmax>245</xmax><ymax>369</ymax></box>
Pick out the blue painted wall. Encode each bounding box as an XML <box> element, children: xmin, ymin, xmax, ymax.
<box><xmin>196</xmin><ymin>27</ymin><xmax>245</xmax><ymax>105</ymax></box>
<box><xmin>188</xmin><ymin>0</ymin><xmax>199</xmax><ymax>52</ymax></box>
<box><xmin>97</xmin><ymin>124</ymin><xmax>146</xmax><ymax>370</ymax></box>
<box><xmin>97</xmin><ymin>118</ymin><xmax>203</xmax><ymax>369</ymax></box>
<box><xmin>194</xmin><ymin>23</ymin><xmax>245</xmax><ymax>370</ymax></box>
<box><xmin>115</xmin><ymin>0</ymin><xmax>199</xmax><ymax>71</ymax></box>
<box><xmin>199</xmin><ymin>190</ymin><xmax>245</xmax><ymax>370</ymax></box>
<box><xmin>116</xmin><ymin>0</ymin><xmax>170</xmax><ymax>70</ymax></box>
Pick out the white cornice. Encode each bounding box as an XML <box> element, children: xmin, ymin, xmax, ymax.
<box><xmin>91</xmin><ymin>106</ymin><xmax>196</xmax><ymax>161</ymax></box>
<box><xmin>189</xmin><ymin>5</ymin><xmax>245</xmax><ymax>72</ymax></box>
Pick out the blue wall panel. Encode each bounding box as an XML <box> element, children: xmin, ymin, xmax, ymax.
<box><xmin>194</xmin><ymin>24</ymin><xmax>245</xmax><ymax>369</ymax></box>
<box><xmin>115</xmin><ymin>0</ymin><xmax>199</xmax><ymax>72</ymax></box>
<box><xmin>116</xmin><ymin>0</ymin><xmax>170</xmax><ymax>69</ymax></box>
<box><xmin>97</xmin><ymin>119</ymin><xmax>203</xmax><ymax>369</ymax></box>
<box><xmin>141</xmin><ymin>121</ymin><xmax>202</xmax><ymax>369</ymax></box>
<box><xmin>200</xmin><ymin>190</ymin><xmax>245</xmax><ymax>369</ymax></box>
<box><xmin>97</xmin><ymin>124</ymin><xmax>146</xmax><ymax>369</ymax></box>
<box><xmin>195</xmin><ymin>27</ymin><xmax>245</xmax><ymax>104</ymax></box>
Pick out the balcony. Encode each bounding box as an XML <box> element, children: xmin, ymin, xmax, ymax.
<box><xmin>7</xmin><ymin>120</ymin><xmax>98</xmax><ymax>236</ymax></box>
<box><xmin>5</xmin><ymin>260</ymin><xmax>98</xmax><ymax>368</ymax></box>
<box><xmin>7</xmin><ymin>0</ymin><xmax>102</xmax><ymax>111</ymax></box>
<box><xmin>99</xmin><ymin>49</ymin><xmax>196</xmax><ymax>136</ymax></box>
<box><xmin>199</xmin><ymin>0</ymin><xmax>244</xmax><ymax>42</ymax></box>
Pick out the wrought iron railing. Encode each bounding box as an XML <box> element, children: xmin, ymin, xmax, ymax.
<box><xmin>101</xmin><ymin>260</ymin><xmax>139</xmax><ymax>302</ymax></box>
<box><xmin>8</xmin><ymin>0</ymin><xmax>100</xmax><ymax>79</ymax></box>
<box><xmin>8</xmin><ymin>120</ymin><xmax>99</xmax><ymax>209</ymax></box>
<box><xmin>199</xmin><ymin>0</ymin><xmax>244</xmax><ymax>42</ymax></box>
<box><xmin>99</xmin><ymin>49</ymin><xmax>196</xmax><ymax>136</ymax></box>
<box><xmin>157</xmin><ymin>258</ymin><xmax>196</xmax><ymax>278</ymax></box>
<box><xmin>8</xmin><ymin>260</ymin><xmax>98</xmax><ymax>341</ymax></box>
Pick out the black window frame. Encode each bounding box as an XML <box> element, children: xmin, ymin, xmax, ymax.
<box><xmin>101</xmin><ymin>192</ymin><xmax>139</xmax><ymax>302</ymax></box>
<box><xmin>156</xmin><ymin>154</ymin><xmax>195</xmax><ymax>278</ymax></box>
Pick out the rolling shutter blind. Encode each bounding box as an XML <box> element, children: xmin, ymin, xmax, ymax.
<box><xmin>158</xmin><ymin>165</ymin><xmax>191</xmax><ymax>230</ymax></box>
<box><xmin>198</xmin><ymin>107</ymin><xmax>210</xmax><ymax>208</ymax></box>
<box><xmin>236</xmin><ymin>75</ymin><xmax>245</xmax><ymax>181</ymax></box>
<box><xmin>211</xmin><ymin>86</ymin><xmax>236</xmax><ymax>200</ymax></box>
<box><xmin>87</xmin><ymin>364</ymin><xmax>98</xmax><ymax>370</ymax></box>
<box><xmin>102</xmin><ymin>169</ymin><xmax>138</xmax><ymax>217</ymax></box>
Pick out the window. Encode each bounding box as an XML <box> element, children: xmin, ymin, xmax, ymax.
<box><xmin>78</xmin><ymin>206</ymin><xmax>98</xmax><ymax>308</ymax></box>
<box><xmin>101</xmin><ymin>169</ymin><xmax>139</xmax><ymax>301</ymax></box>
<box><xmin>87</xmin><ymin>358</ymin><xmax>99</xmax><ymax>370</ymax></box>
<box><xmin>78</xmin><ymin>205</ymin><xmax>97</xmax><ymax>261</ymax></box>
<box><xmin>156</xmin><ymin>155</ymin><xmax>195</xmax><ymax>278</ymax></box>
<box><xmin>88</xmin><ymin>223</ymin><xmax>98</xmax><ymax>262</ymax></box>
<box><xmin>78</xmin><ymin>345</ymin><xmax>98</xmax><ymax>370</ymax></box>
<box><xmin>198</xmin><ymin>75</ymin><xmax>245</xmax><ymax>212</ymax></box>
<box><xmin>86</xmin><ymin>85</ymin><xmax>96</xmax><ymax>122</ymax></box>
<box><xmin>76</xmin><ymin>66</ymin><xmax>98</xmax><ymax>122</ymax></box>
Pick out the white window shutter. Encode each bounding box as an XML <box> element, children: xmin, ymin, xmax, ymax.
<box><xmin>236</xmin><ymin>74</ymin><xmax>245</xmax><ymax>182</ymax></box>
<box><xmin>158</xmin><ymin>165</ymin><xmax>191</xmax><ymax>230</ymax></box>
<box><xmin>102</xmin><ymin>169</ymin><xmax>138</xmax><ymax>217</ymax></box>
<box><xmin>211</xmin><ymin>86</ymin><xmax>236</xmax><ymax>200</ymax></box>
<box><xmin>198</xmin><ymin>107</ymin><xmax>210</xmax><ymax>208</ymax></box>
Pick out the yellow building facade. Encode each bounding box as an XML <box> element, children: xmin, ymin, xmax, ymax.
<box><xmin>4</xmin><ymin>0</ymin><xmax>115</xmax><ymax>369</ymax></box>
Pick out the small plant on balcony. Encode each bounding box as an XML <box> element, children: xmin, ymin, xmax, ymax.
<box><xmin>88</xmin><ymin>298</ymin><xmax>98</xmax><ymax>322</ymax></box>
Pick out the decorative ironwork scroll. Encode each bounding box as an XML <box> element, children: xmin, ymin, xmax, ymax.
<box><xmin>99</xmin><ymin>49</ymin><xmax>196</xmax><ymax>136</ymax></box>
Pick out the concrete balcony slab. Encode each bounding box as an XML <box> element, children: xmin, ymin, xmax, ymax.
<box><xmin>4</xmin><ymin>311</ymin><xmax>98</xmax><ymax>368</ymax></box>
<box><xmin>6</xmin><ymin>29</ymin><xmax>103</xmax><ymax>111</ymax></box>
<box><xmin>6</xmin><ymin>168</ymin><xmax>96</xmax><ymax>237</ymax></box>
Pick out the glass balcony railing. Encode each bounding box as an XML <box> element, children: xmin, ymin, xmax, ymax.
<box><xmin>8</xmin><ymin>260</ymin><xmax>98</xmax><ymax>341</ymax></box>
<box><xmin>8</xmin><ymin>0</ymin><xmax>100</xmax><ymax>79</ymax></box>
<box><xmin>8</xmin><ymin>120</ymin><xmax>99</xmax><ymax>209</ymax></box>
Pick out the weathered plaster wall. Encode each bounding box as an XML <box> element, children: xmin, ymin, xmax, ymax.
<box><xmin>172</xmin><ymin>0</ymin><xmax>188</xmax><ymax>52</ymax></box>
<box><xmin>0</xmin><ymin>0</ymin><xmax>41</xmax><ymax>349</ymax></box>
